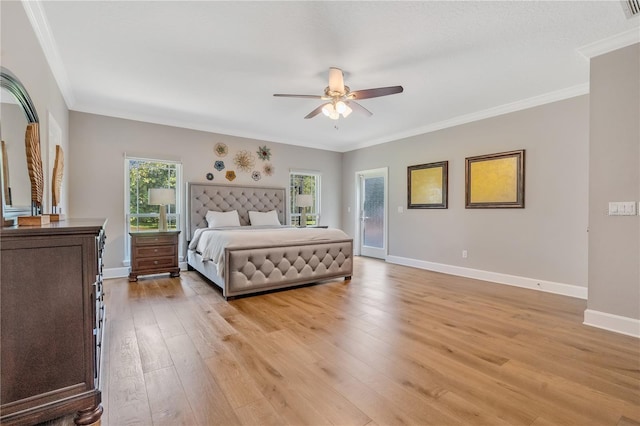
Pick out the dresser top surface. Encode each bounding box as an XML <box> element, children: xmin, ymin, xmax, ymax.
<box><xmin>0</xmin><ymin>218</ymin><xmax>107</xmax><ymax>237</ymax></box>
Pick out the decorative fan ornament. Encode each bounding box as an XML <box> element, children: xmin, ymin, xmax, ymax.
<box><xmin>52</xmin><ymin>145</ymin><xmax>64</xmax><ymax>209</ymax></box>
<box><xmin>274</xmin><ymin>67</ymin><xmax>403</xmax><ymax>120</ymax></box>
<box><xmin>25</xmin><ymin>123</ymin><xmax>43</xmax><ymax>214</ymax></box>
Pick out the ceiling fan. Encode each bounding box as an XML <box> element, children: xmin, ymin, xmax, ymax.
<box><xmin>274</xmin><ymin>67</ymin><xmax>403</xmax><ymax>120</ymax></box>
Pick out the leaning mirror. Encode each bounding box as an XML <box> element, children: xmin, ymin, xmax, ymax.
<box><xmin>0</xmin><ymin>67</ymin><xmax>40</xmax><ymax>226</ymax></box>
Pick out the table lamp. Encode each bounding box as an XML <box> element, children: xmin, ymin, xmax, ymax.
<box><xmin>148</xmin><ymin>188</ymin><xmax>175</xmax><ymax>231</ymax></box>
<box><xmin>295</xmin><ymin>193</ymin><xmax>313</xmax><ymax>227</ymax></box>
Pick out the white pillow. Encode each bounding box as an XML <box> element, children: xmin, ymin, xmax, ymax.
<box><xmin>206</xmin><ymin>210</ymin><xmax>241</xmax><ymax>228</ymax></box>
<box><xmin>249</xmin><ymin>210</ymin><xmax>281</xmax><ymax>226</ymax></box>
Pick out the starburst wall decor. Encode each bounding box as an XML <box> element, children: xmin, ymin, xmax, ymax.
<box><xmin>207</xmin><ymin>144</ymin><xmax>276</xmax><ymax>182</ymax></box>
<box><xmin>257</xmin><ymin>145</ymin><xmax>271</xmax><ymax>161</ymax></box>
<box><xmin>233</xmin><ymin>150</ymin><xmax>255</xmax><ymax>173</ymax></box>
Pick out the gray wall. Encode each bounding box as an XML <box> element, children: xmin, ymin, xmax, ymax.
<box><xmin>0</xmin><ymin>1</ymin><xmax>70</xmax><ymax>215</ymax></box>
<box><xmin>68</xmin><ymin>112</ymin><xmax>343</xmax><ymax>269</ymax></box>
<box><xmin>588</xmin><ymin>43</ymin><xmax>640</xmax><ymax>320</ymax></box>
<box><xmin>343</xmin><ymin>96</ymin><xmax>590</xmax><ymax>288</ymax></box>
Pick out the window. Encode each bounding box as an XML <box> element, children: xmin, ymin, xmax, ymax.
<box><xmin>290</xmin><ymin>170</ymin><xmax>321</xmax><ymax>226</ymax></box>
<box><xmin>125</xmin><ymin>157</ymin><xmax>181</xmax><ymax>260</ymax></box>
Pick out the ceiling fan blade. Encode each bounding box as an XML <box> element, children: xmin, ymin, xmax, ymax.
<box><xmin>304</xmin><ymin>103</ymin><xmax>328</xmax><ymax>119</ymax></box>
<box><xmin>328</xmin><ymin>67</ymin><xmax>345</xmax><ymax>94</ymax></box>
<box><xmin>348</xmin><ymin>85</ymin><xmax>404</xmax><ymax>100</ymax></box>
<box><xmin>274</xmin><ymin>94</ymin><xmax>323</xmax><ymax>99</ymax></box>
<box><xmin>347</xmin><ymin>101</ymin><xmax>373</xmax><ymax>117</ymax></box>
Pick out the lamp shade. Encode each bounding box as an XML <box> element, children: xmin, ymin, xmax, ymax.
<box><xmin>149</xmin><ymin>188</ymin><xmax>175</xmax><ymax>205</ymax></box>
<box><xmin>295</xmin><ymin>194</ymin><xmax>313</xmax><ymax>208</ymax></box>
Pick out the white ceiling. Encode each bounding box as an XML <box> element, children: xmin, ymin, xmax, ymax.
<box><xmin>29</xmin><ymin>1</ymin><xmax>640</xmax><ymax>152</ymax></box>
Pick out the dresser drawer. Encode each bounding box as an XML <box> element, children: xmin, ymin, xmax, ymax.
<box><xmin>134</xmin><ymin>245</ymin><xmax>176</xmax><ymax>259</ymax></box>
<box><xmin>134</xmin><ymin>234</ymin><xmax>176</xmax><ymax>246</ymax></box>
<box><xmin>133</xmin><ymin>256</ymin><xmax>177</xmax><ymax>271</ymax></box>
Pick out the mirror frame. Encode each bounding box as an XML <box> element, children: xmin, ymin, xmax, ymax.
<box><xmin>1</xmin><ymin>67</ymin><xmax>40</xmax><ymax>226</ymax></box>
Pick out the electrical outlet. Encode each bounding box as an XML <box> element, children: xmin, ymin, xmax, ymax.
<box><xmin>462</xmin><ymin>250</ymin><xmax>468</xmax><ymax>258</ymax></box>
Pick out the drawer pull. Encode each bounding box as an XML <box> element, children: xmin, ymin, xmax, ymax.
<box><xmin>154</xmin><ymin>249</ymin><xmax>158</xmax><ymax>252</ymax></box>
<box><xmin>154</xmin><ymin>260</ymin><xmax>159</xmax><ymax>265</ymax></box>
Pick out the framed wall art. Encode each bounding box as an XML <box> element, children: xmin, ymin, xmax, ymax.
<box><xmin>408</xmin><ymin>161</ymin><xmax>448</xmax><ymax>209</ymax></box>
<box><xmin>465</xmin><ymin>149</ymin><xmax>525</xmax><ymax>208</ymax></box>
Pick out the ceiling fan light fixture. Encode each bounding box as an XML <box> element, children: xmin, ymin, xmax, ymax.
<box><xmin>274</xmin><ymin>67</ymin><xmax>403</xmax><ymax>120</ymax></box>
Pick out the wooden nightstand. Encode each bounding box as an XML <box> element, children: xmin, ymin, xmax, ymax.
<box><xmin>129</xmin><ymin>230</ymin><xmax>180</xmax><ymax>282</ymax></box>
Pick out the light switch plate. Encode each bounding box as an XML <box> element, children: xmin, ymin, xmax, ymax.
<box><xmin>609</xmin><ymin>201</ymin><xmax>638</xmax><ymax>216</ymax></box>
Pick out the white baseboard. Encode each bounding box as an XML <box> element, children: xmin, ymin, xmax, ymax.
<box><xmin>583</xmin><ymin>309</ymin><xmax>640</xmax><ymax>338</ymax></box>
<box><xmin>104</xmin><ymin>261</ymin><xmax>189</xmax><ymax>280</ymax></box>
<box><xmin>104</xmin><ymin>267</ymin><xmax>129</xmax><ymax>279</ymax></box>
<box><xmin>385</xmin><ymin>255</ymin><xmax>588</xmax><ymax>299</ymax></box>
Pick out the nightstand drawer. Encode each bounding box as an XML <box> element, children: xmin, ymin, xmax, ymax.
<box><xmin>134</xmin><ymin>234</ymin><xmax>176</xmax><ymax>246</ymax></box>
<box><xmin>134</xmin><ymin>256</ymin><xmax>177</xmax><ymax>271</ymax></box>
<box><xmin>135</xmin><ymin>245</ymin><xmax>176</xmax><ymax>258</ymax></box>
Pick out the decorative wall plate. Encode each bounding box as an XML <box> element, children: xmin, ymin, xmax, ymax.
<box><xmin>252</xmin><ymin>171</ymin><xmax>261</xmax><ymax>181</ymax></box>
<box><xmin>263</xmin><ymin>163</ymin><xmax>274</xmax><ymax>176</ymax></box>
<box><xmin>206</xmin><ymin>172</ymin><xmax>214</xmax><ymax>181</ymax></box>
<box><xmin>225</xmin><ymin>170</ymin><xmax>236</xmax><ymax>181</ymax></box>
<box><xmin>214</xmin><ymin>160</ymin><xmax>225</xmax><ymax>171</ymax></box>
<box><xmin>233</xmin><ymin>150</ymin><xmax>255</xmax><ymax>173</ymax></box>
<box><xmin>214</xmin><ymin>143</ymin><xmax>228</xmax><ymax>157</ymax></box>
<box><xmin>257</xmin><ymin>145</ymin><xmax>271</xmax><ymax>161</ymax></box>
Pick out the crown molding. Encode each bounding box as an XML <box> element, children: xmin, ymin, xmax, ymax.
<box><xmin>21</xmin><ymin>0</ymin><xmax>76</xmax><ymax>108</ymax></box>
<box><xmin>577</xmin><ymin>27</ymin><xmax>640</xmax><ymax>59</ymax></box>
<box><xmin>344</xmin><ymin>83</ymin><xmax>589</xmax><ymax>152</ymax></box>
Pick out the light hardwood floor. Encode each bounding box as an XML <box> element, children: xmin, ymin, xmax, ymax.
<box><xmin>55</xmin><ymin>256</ymin><xmax>640</xmax><ymax>425</ymax></box>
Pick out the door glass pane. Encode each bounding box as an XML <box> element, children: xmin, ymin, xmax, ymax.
<box><xmin>363</xmin><ymin>176</ymin><xmax>384</xmax><ymax>248</ymax></box>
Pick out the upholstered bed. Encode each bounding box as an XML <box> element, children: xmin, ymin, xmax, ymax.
<box><xmin>186</xmin><ymin>182</ymin><xmax>353</xmax><ymax>298</ymax></box>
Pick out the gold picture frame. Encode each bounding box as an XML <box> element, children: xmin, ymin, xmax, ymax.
<box><xmin>465</xmin><ymin>149</ymin><xmax>525</xmax><ymax>208</ymax></box>
<box><xmin>408</xmin><ymin>161</ymin><xmax>448</xmax><ymax>209</ymax></box>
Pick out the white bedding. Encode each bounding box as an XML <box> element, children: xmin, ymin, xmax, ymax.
<box><xmin>188</xmin><ymin>226</ymin><xmax>350</xmax><ymax>275</ymax></box>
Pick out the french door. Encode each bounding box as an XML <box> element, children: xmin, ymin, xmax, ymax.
<box><xmin>357</xmin><ymin>168</ymin><xmax>387</xmax><ymax>259</ymax></box>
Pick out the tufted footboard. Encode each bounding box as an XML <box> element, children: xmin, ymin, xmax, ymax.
<box><xmin>223</xmin><ymin>239</ymin><xmax>353</xmax><ymax>298</ymax></box>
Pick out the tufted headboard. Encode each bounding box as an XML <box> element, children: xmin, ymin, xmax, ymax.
<box><xmin>186</xmin><ymin>182</ymin><xmax>287</xmax><ymax>240</ymax></box>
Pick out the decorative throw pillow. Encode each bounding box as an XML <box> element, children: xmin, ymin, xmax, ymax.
<box><xmin>249</xmin><ymin>210</ymin><xmax>281</xmax><ymax>226</ymax></box>
<box><xmin>206</xmin><ymin>210</ymin><xmax>241</xmax><ymax>228</ymax></box>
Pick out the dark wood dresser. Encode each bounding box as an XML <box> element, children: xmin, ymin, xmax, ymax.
<box><xmin>128</xmin><ymin>230</ymin><xmax>180</xmax><ymax>281</ymax></box>
<box><xmin>0</xmin><ymin>219</ymin><xmax>106</xmax><ymax>425</ymax></box>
